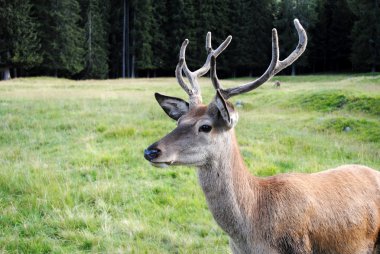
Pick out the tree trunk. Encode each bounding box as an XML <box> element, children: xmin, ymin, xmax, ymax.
<box><xmin>131</xmin><ymin>54</ymin><xmax>135</xmax><ymax>78</ymax></box>
<box><xmin>88</xmin><ymin>9</ymin><xmax>92</xmax><ymax>71</ymax></box>
<box><xmin>122</xmin><ymin>0</ymin><xmax>126</xmax><ymax>78</ymax></box>
<box><xmin>130</xmin><ymin>5</ymin><xmax>135</xmax><ymax>78</ymax></box>
<box><xmin>126</xmin><ymin>1</ymin><xmax>130</xmax><ymax>77</ymax></box>
<box><xmin>121</xmin><ymin>0</ymin><xmax>130</xmax><ymax>78</ymax></box>
<box><xmin>291</xmin><ymin>64</ymin><xmax>296</xmax><ymax>76</ymax></box>
<box><xmin>13</xmin><ymin>68</ymin><xmax>17</xmax><ymax>78</ymax></box>
<box><xmin>3</xmin><ymin>67</ymin><xmax>11</xmax><ymax>80</ymax></box>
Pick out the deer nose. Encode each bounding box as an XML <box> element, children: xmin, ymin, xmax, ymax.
<box><xmin>144</xmin><ymin>147</ymin><xmax>161</xmax><ymax>161</ymax></box>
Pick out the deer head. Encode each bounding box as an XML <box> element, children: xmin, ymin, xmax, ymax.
<box><xmin>144</xmin><ymin>19</ymin><xmax>307</xmax><ymax>168</ymax></box>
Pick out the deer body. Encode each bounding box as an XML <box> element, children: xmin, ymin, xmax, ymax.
<box><xmin>198</xmin><ymin>128</ymin><xmax>380</xmax><ymax>253</ymax></box>
<box><xmin>144</xmin><ymin>20</ymin><xmax>380</xmax><ymax>253</ymax></box>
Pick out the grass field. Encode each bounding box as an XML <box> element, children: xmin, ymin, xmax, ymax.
<box><xmin>0</xmin><ymin>75</ymin><xmax>379</xmax><ymax>253</ymax></box>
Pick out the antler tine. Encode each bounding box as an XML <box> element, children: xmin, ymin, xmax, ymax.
<box><xmin>210</xmin><ymin>55</ymin><xmax>222</xmax><ymax>90</ymax></box>
<box><xmin>206</xmin><ymin>32</ymin><xmax>212</xmax><ymax>53</ymax></box>
<box><xmin>175</xmin><ymin>57</ymin><xmax>192</xmax><ymax>96</ymax></box>
<box><xmin>193</xmin><ymin>35</ymin><xmax>232</xmax><ymax>77</ymax></box>
<box><xmin>175</xmin><ymin>39</ymin><xmax>192</xmax><ymax>94</ymax></box>
<box><xmin>175</xmin><ymin>38</ymin><xmax>203</xmax><ymax>105</ymax></box>
<box><xmin>220</xmin><ymin>19</ymin><xmax>307</xmax><ymax>99</ymax></box>
<box><xmin>175</xmin><ymin>33</ymin><xmax>232</xmax><ymax>106</ymax></box>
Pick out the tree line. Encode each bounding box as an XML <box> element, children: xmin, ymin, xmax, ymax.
<box><xmin>0</xmin><ymin>0</ymin><xmax>379</xmax><ymax>80</ymax></box>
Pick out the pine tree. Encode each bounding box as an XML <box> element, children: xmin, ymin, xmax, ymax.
<box><xmin>225</xmin><ymin>0</ymin><xmax>274</xmax><ymax>77</ymax></box>
<box><xmin>151</xmin><ymin>0</ymin><xmax>169</xmax><ymax>75</ymax></box>
<box><xmin>35</xmin><ymin>0</ymin><xmax>85</xmax><ymax>76</ymax></box>
<box><xmin>165</xmin><ymin>0</ymin><xmax>197</xmax><ymax>71</ymax></box>
<box><xmin>243</xmin><ymin>0</ymin><xmax>274</xmax><ymax>75</ymax></box>
<box><xmin>193</xmin><ymin>0</ymin><xmax>214</xmax><ymax>69</ymax></box>
<box><xmin>2</xmin><ymin>0</ymin><xmax>376</xmax><ymax>79</ymax></box>
<box><xmin>309</xmin><ymin>0</ymin><xmax>355</xmax><ymax>72</ymax></box>
<box><xmin>347</xmin><ymin>0</ymin><xmax>380</xmax><ymax>72</ymax></box>
<box><xmin>80</xmin><ymin>0</ymin><xmax>110</xmax><ymax>79</ymax></box>
<box><xmin>193</xmin><ymin>0</ymin><xmax>230</xmax><ymax>75</ymax></box>
<box><xmin>227</xmin><ymin>0</ymin><xmax>246</xmax><ymax>77</ymax></box>
<box><xmin>122</xmin><ymin>0</ymin><xmax>130</xmax><ymax>78</ymax></box>
<box><xmin>131</xmin><ymin>0</ymin><xmax>154</xmax><ymax>77</ymax></box>
<box><xmin>275</xmin><ymin>0</ymin><xmax>318</xmax><ymax>75</ymax></box>
<box><xmin>211</xmin><ymin>0</ymin><xmax>231</xmax><ymax>75</ymax></box>
<box><xmin>0</xmin><ymin>0</ymin><xmax>42</xmax><ymax>79</ymax></box>
<box><xmin>107</xmin><ymin>0</ymin><xmax>123</xmax><ymax>78</ymax></box>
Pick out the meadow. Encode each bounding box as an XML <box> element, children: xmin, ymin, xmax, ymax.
<box><xmin>0</xmin><ymin>75</ymin><xmax>379</xmax><ymax>253</ymax></box>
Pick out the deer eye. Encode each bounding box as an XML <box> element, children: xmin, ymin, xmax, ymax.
<box><xmin>199</xmin><ymin>125</ymin><xmax>212</xmax><ymax>133</ymax></box>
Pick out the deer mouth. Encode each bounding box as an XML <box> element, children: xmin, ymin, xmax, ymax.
<box><xmin>150</xmin><ymin>161</ymin><xmax>174</xmax><ymax>168</ymax></box>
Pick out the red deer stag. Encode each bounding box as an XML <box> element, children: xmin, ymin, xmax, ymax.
<box><xmin>144</xmin><ymin>19</ymin><xmax>380</xmax><ymax>254</ymax></box>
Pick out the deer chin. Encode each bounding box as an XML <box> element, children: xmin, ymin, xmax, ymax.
<box><xmin>150</xmin><ymin>161</ymin><xmax>174</xmax><ymax>168</ymax></box>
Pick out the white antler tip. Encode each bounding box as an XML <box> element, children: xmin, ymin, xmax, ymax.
<box><xmin>271</xmin><ymin>29</ymin><xmax>278</xmax><ymax>43</ymax></box>
<box><xmin>206</xmin><ymin>32</ymin><xmax>212</xmax><ymax>51</ymax></box>
<box><xmin>224</xmin><ymin>35</ymin><xmax>233</xmax><ymax>46</ymax></box>
<box><xmin>294</xmin><ymin>19</ymin><xmax>302</xmax><ymax>29</ymax></box>
<box><xmin>183</xmin><ymin>39</ymin><xmax>189</xmax><ymax>45</ymax></box>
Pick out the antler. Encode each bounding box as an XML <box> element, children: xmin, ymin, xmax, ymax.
<box><xmin>214</xmin><ymin>19</ymin><xmax>307</xmax><ymax>100</ymax></box>
<box><xmin>175</xmin><ymin>33</ymin><xmax>232</xmax><ymax>106</ymax></box>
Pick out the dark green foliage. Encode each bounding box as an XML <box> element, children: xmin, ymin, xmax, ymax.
<box><xmin>0</xmin><ymin>0</ymin><xmax>42</xmax><ymax>71</ymax></box>
<box><xmin>226</xmin><ymin>0</ymin><xmax>274</xmax><ymax>76</ymax></box>
<box><xmin>151</xmin><ymin>1</ymin><xmax>170</xmax><ymax>72</ymax></box>
<box><xmin>1</xmin><ymin>0</ymin><xmax>380</xmax><ymax>79</ymax></box>
<box><xmin>309</xmin><ymin>0</ymin><xmax>355</xmax><ymax>72</ymax></box>
<box><xmin>275</xmin><ymin>0</ymin><xmax>318</xmax><ymax>74</ymax></box>
<box><xmin>347</xmin><ymin>0</ymin><xmax>380</xmax><ymax>72</ymax></box>
<box><xmin>132</xmin><ymin>0</ymin><xmax>154</xmax><ymax>73</ymax></box>
<box><xmin>226</xmin><ymin>0</ymin><xmax>244</xmax><ymax>76</ymax></box>
<box><xmin>165</xmin><ymin>0</ymin><xmax>197</xmax><ymax>70</ymax></box>
<box><xmin>192</xmin><ymin>0</ymin><xmax>230</xmax><ymax>72</ymax></box>
<box><xmin>107</xmin><ymin>0</ymin><xmax>124</xmax><ymax>78</ymax></box>
<box><xmin>80</xmin><ymin>0</ymin><xmax>110</xmax><ymax>79</ymax></box>
<box><xmin>34</xmin><ymin>0</ymin><xmax>85</xmax><ymax>76</ymax></box>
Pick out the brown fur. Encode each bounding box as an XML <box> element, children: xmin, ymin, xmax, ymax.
<box><xmin>200</xmin><ymin>133</ymin><xmax>380</xmax><ymax>254</ymax></box>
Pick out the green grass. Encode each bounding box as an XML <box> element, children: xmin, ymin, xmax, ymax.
<box><xmin>0</xmin><ymin>75</ymin><xmax>379</xmax><ymax>253</ymax></box>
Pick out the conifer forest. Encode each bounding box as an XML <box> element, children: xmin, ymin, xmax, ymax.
<box><xmin>0</xmin><ymin>0</ymin><xmax>379</xmax><ymax>80</ymax></box>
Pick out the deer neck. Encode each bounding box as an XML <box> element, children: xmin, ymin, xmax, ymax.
<box><xmin>197</xmin><ymin>130</ymin><xmax>258</xmax><ymax>241</ymax></box>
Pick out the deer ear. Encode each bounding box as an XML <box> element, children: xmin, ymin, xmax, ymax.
<box><xmin>155</xmin><ymin>93</ymin><xmax>189</xmax><ymax>121</ymax></box>
<box><xmin>213</xmin><ymin>90</ymin><xmax>238</xmax><ymax>128</ymax></box>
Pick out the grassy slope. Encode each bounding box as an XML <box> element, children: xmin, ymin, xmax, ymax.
<box><xmin>0</xmin><ymin>75</ymin><xmax>379</xmax><ymax>253</ymax></box>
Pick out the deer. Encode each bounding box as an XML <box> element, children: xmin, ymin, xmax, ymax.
<box><xmin>143</xmin><ymin>19</ymin><xmax>380</xmax><ymax>254</ymax></box>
